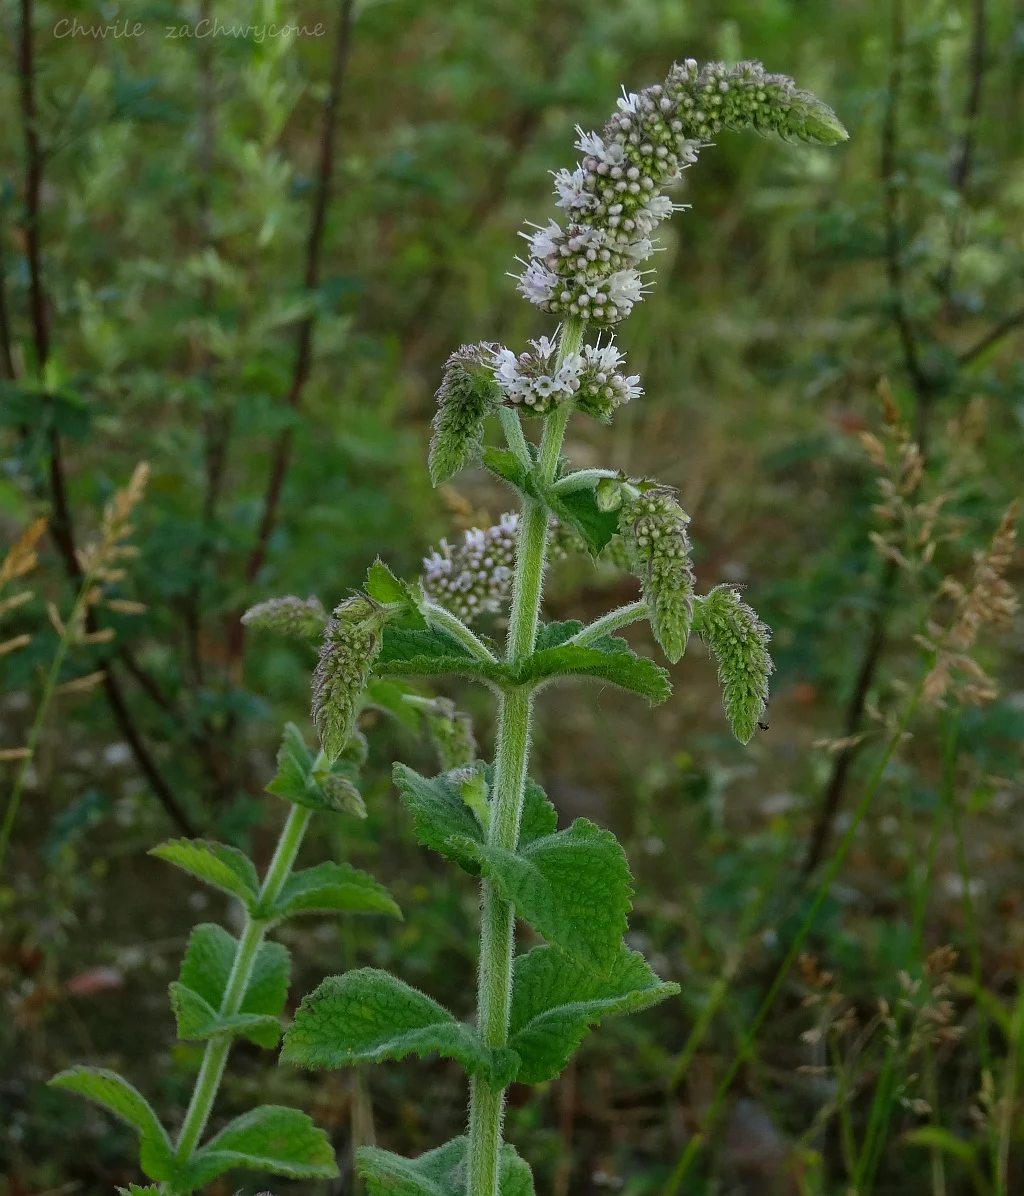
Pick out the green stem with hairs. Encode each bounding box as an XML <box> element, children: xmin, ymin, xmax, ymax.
<box><xmin>171</xmin><ymin>804</ymin><xmax>312</xmax><ymax>1174</ymax></box>
<box><xmin>465</xmin><ymin>317</ymin><xmax>585</xmax><ymax>1196</ymax></box>
<box><xmin>422</xmin><ymin>600</ymin><xmax>499</xmax><ymax>662</ymax></box>
<box><xmin>568</xmin><ymin>600</ymin><xmax>647</xmax><ymax>647</ymax></box>
<box><xmin>548</xmin><ymin>467</ymin><xmax>622</xmax><ymax>496</ymax></box>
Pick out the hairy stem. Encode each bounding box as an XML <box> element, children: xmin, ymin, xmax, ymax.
<box><xmin>567</xmin><ymin>600</ymin><xmax>646</xmax><ymax>647</ymax></box>
<box><xmin>422</xmin><ymin>600</ymin><xmax>498</xmax><ymax>662</ymax></box>
<box><xmin>548</xmin><ymin>467</ymin><xmax>621</xmax><ymax>497</ymax></box>
<box><xmin>172</xmin><ymin>804</ymin><xmax>312</xmax><ymax>1169</ymax></box>
<box><xmin>465</xmin><ymin>317</ymin><xmax>584</xmax><ymax>1196</ymax></box>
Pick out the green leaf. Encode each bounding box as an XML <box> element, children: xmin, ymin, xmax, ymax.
<box><xmin>365</xmin><ymin>560</ymin><xmax>426</xmax><ymax>626</ymax></box>
<box><xmin>903</xmin><ymin>1126</ymin><xmax>978</xmax><ymax>1163</ymax></box>
<box><xmin>182</xmin><ymin>1106</ymin><xmax>339</xmax><ymax>1185</ymax></box>
<box><xmin>547</xmin><ymin>486</ymin><xmax>621</xmax><ymax>555</ymax></box>
<box><xmin>509</xmin><ymin>944</ymin><xmax>679</xmax><ymax>1082</ymax></box>
<box><xmin>178</xmin><ymin>923</ymin><xmax>290</xmax><ymax>1021</ymax></box>
<box><xmin>510</xmin><ymin>622</ymin><xmax>670</xmax><ymax>705</ymax></box>
<box><xmin>466</xmin><ymin>819</ymin><xmax>632</xmax><ymax>974</ymax></box>
<box><xmin>48</xmin><ymin>1067</ymin><xmax>174</xmax><ymax>1182</ymax></box>
<box><xmin>168</xmin><ymin>982</ymin><xmax>283</xmax><ymax>1048</ymax></box>
<box><xmin>281</xmin><ymin>969</ymin><xmax>518</xmax><ymax>1090</ymax></box>
<box><xmin>392</xmin><ymin>763</ymin><xmax>558</xmax><ymax>875</ymax></box>
<box><xmin>148</xmin><ymin>839</ymin><xmax>259</xmax><ymax>908</ymax></box>
<box><xmin>266</xmin><ymin>722</ymin><xmax>365</xmax><ymax>814</ymax></box>
<box><xmin>481</xmin><ymin>445</ymin><xmax>532</xmax><ymax>494</ymax></box>
<box><xmin>392</xmin><ymin>763</ymin><xmax>485</xmax><ymax>874</ymax></box>
<box><xmin>376</xmin><ymin>624</ymin><xmax>506</xmax><ymax>687</ymax></box>
<box><xmin>357</xmin><ymin>1135</ymin><xmax>534</xmax><ymax>1196</ymax></box>
<box><xmin>263</xmin><ymin>861</ymin><xmax>401</xmax><ymax>922</ymax></box>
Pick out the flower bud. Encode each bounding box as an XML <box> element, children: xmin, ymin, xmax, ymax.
<box><xmin>312</xmin><ymin>595</ymin><xmax>384</xmax><ymax>762</ymax></box>
<box><xmin>619</xmin><ymin>489</ymin><xmax>694</xmax><ymax>663</ymax></box>
<box><xmin>241</xmin><ymin>595</ymin><xmax>327</xmax><ymax>639</ymax></box>
<box><xmin>429</xmin><ymin>344</ymin><xmax>503</xmax><ymax>485</ymax></box>
<box><xmin>695</xmin><ymin>584</ymin><xmax>773</xmax><ymax>744</ymax></box>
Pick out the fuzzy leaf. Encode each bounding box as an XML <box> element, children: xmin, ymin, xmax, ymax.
<box><xmin>393</xmin><ymin>763</ymin><xmax>558</xmax><ymax>875</ymax></box>
<box><xmin>376</xmin><ymin>625</ymin><xmax>505</xmax><ymax>687</ymax></box>
<box><xmin>281</xmin><ymin>969</ymin><xmax>518</xmax><ymax>1090</ymax></box>
<box><xmin>481</xmin><ymin>446</ymin><xmax>532</xmax><ymax>495</ymax></box>
<box><xmin>182</xmin><ymin>1106</ymin><xmax>339</xmax><ymax>1185</ymax></box>
<box><xmin>510</xmin><ymin>622</ymin><xmax>670</xmax><ymax>705</ymax></box>
<box><xmin>357</xmin><ymin>1135</ymin><xmax>533</xmax><ymax>1196</ymax></box>
<box><xmin>263</xmin><ymin>861</ymin><xmax>401</xmax><ymax>922</ymax></box>
<box><xmin>465</xmin><ymin>819</ymin><xmax>632</xmax><ymax>974</ymax></box>
<box><xmin>48</xmin><ymin>1067</ymin><xmax>174</xmax><ymax>1181</ymax></box>
<box><xmin>149</xmin><ymin>838</ymin><xmax>259</xmax><ymax>908</ymax></box>
<box><xmin>509</xmin><ymin>944</ymin><xmax>679</xmax><ymax>1082</ymax></box>
<box><xmin>178</xmin><ymin>923</ymin><xmax>290</xmax><ymax>1021</ymax></box>
<box><xmin>365</xmin><ymin>560</ymin><xmax>427</xmax><ymax>626</ymax></box>
<box><xmin>392</xmin><ymin>763</ymin><xmax>485</xmax><ymax>874</ymax></box>
<box><xmin>168</xmin><ymin>982</ymin><xmax>283</xmax><ymax>1048</ymax></box>
<box><xmin>266</xmin><ymin>722</ymin><xmax>365</xmax><ymax>815</ymax></box>
<box><xmin>547</xmin><ymin>486</ymin><xmax>621</xmax><ymax>555</ymax></box>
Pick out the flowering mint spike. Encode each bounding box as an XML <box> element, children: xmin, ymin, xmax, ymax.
<box><xmin>421</xmin><ymin>514</ymin><xmax>518</xmax><ymax>623</ymax></box>
<box><xmin>429</xmin><ymin>343</ymin><xmax>503</xmax><ymax>485</ymax></box>
<box><xmin>695</xmin><ymin>584</ymin><xmax>773</xmax><ymax>744</ymax></box>
<box><xmin>619</xmin><ymin>488</ymin><xmax>694</xmax><ymax>663</ymax></box>
<box><xmin>517</xmin><ymin>58</ymin><xmax>846</xmax><ymax>325</ymax></box>
<box><xmin>312</xmin><ymin>595</ymin><xmax>384</xmax><ymax>762</ymax></box>
<box><xmin>491</xmin><ymin>336</ymin><xmax>641</xmax><ymax>421</ymax></box>
<box><xmin>242</xmin><ymin>595</ymin><xmax>328</xmax><ymax>640</ymax></box>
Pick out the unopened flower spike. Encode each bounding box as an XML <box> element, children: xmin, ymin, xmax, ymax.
<box><xmin>619</xmin><ymin>488</ymin><xmax>695</xmax><ymax>663</ymax></box>
<box><xmin>695</xmin><ymin>583</ymin><xmax>774</xmax><ymax>743</ymax></box>
<box><xmin>429</xmin><ymin>343</ymin><xmax>504</xmax><ymax>485</ymax></box>
<box><xmin>242</xmin><ymin>594</ymin><xmax>328</xmax><ymax>639</ymax></box>
<box><xmin>312</xmin><ymin>593</ymin><xmax>386</xmax><ymax>762</ymax></box>
<box><xmin>517</xmin><ymin>57</ymin><xmax>847</xmax><ymax>325</ymax></box>
<box><xmin>421</xmin><ymin>513</ymin><xmax>518</xmax><ymax>623</ymax></box>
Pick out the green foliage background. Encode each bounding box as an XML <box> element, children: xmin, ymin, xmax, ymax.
<box><xmin>1</xmin><ymin>0</ymin><xmax>1023</xmax><ymax>1192</ymax></box>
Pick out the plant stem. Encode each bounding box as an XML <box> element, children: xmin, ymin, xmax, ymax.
<box><xmin>172</xmin><ymin>804</ymin><xmax>312</xmax><ymax>1170</ymax></box>
<box><xmin>548</xmin><ymin>467</ymin><xmax>621</xmax><ymax>496</ymax></box>
<box><xmin>465</xmin><ymin>317</ymin><xmax>584</xmax><ymax>1196</ymax></box>
<box><xmin>568</xmin><ymin>600</ymin><xmax>646</xmax><ymax>647</ymax></box>
<box><xmin>422</xmin><ymin>601</ymin><xmax>498</xmax><ymax>662</ymax></box>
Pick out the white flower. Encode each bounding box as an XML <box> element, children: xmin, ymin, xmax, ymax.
<box><xmin>616</xmin><ymin>89</ymin><xmax>640</xmax><ymax>114</ymax></box>
<box><xmin>517</xmin><ymin>259</ymin><xmax>558</xmax><ymax>305</ymax></box>
<box><xmin>624</xmin><ymin>238</ymin><xmax>655</xmax><ymax>264</ymax></box>
<box><xmin>584</xmin><ymin>343</ymin><xmax>625</xmax><ymax>374</ymax></box>
<box><xmin>492</xmin><ymin>347</ymin><xmax>522</xmax><ymax>387</ymax></box>
<box><xmin>525</xmin><ymin>220</ymin><xmax>563</xmax><ymax>260</ymax></box>
<box><xmin>607</xmin><ymin>268</ymin><xmax>645</xmax><ymax>307</ymax></box>
<box><xmin>621</xmin><ymin>373</ymin><xmax>643</xmax><ymax>402</ymax></box>
<box><xmin>575</xmin><ymin>128</ymin><xmax>606</xmax><ymax>158</ymax></box>
<box><xmin>553</xmin><ymin>167</ymin><xmax>594</xmax><ymax>211</ymax></box>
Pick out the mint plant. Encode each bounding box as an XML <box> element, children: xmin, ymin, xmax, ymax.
<box><xmin>48</xmin><ymin>717</ymin><xmax>401</xmax><ymax>1194</ymax></box>
<box><xmin>280</xmin><ymin>58</ymin><xmax>847</xmax><ymax>1195</ymax></box>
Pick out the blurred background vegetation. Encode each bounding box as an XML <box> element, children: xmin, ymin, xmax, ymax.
<box><xmin>1</xmin><ymin>0</ymin><xmax>1023</xmax><ymax>1192</ymax></box>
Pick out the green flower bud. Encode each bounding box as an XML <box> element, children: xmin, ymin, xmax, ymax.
<box><xmin>619</xmin><ymin>488</ymin><xmax>694</xmax><ymax>663</ymax></box>
<box><xmin>695</xmin><ymin>584</ymin><xmax>773</xmax><ymax>744</ymax></box>
<box><xmin>429</xmin><ymin>343</ymin><xmax>503</xmax><ymax>485</ymax></box>
<box><xmin>241</xmin><ymin>595</ymin><xmax>327</xmax><ymax>639</ymax></box>
<box><xmin>423</xmin><ymin>697</ymin><xmax>478</xmax><ymax>771</ymax></box>
<box><xmin>311</xmin><ymin>595</ymin><xmax>384</xmax><ymax>762</ymax></box>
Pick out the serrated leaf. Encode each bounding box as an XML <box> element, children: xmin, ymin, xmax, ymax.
<box><xmin>264</xmin><ymin>861</ymin><xmax>401</xmax><ymax>922</ymax></box>
<box><xmin>392</xmin><ymin>763</ymin><xmax>485</xmax><ymax>874</ymax></box>
<box><xmin>48</xmin><ymin>1067</ymin><xmax>174</xmax><ymax>1181</ymax></box>
<box><xmin>169</xmin><ymin>981</ymin><xmax>283</xmax><ymax>1048</ymax></box>
<box><xmin>466</xmin><ymin>819</ymin><xmax>632</xmax><ymax>974</ymax></box>
<box><xmin>182</xmin><ymin>1105</ymin><xmax>339</xmax><ymax>1185</ymax></box>
<box><xmin>365</xmin><ymin>560</ymin><xmax>426</xmax><ymax>625</ymax></box>
<box><xmin>266</xmin><ymin>722</ymin><xmax>364</xmax><ymax>814</ymax></box>
<box><xmin>547</xmin><ymin>486</ymin><xmax>621</xmax><ymax>555</ymax></box>
<box><xmin>281</xmin><ymin>969</ymin><xmax>517</xmax><ymax>1090</ymax></box>
<box><xmin>509</xmin><ymin>944</ymin><xmax>679</xmax><ymax>1082</ymax></box>
<box><xmin>510</xmin><ymin>623</ymin><xmax>670</xmax><ymax>705</ymax></box>
<box><xmin>393</xmin><ymin>763</ymin><xmax>558</xmax><ymax>875</ymax></box>
<box><xmin>357</xmin><ymin>1135</ymin><xmax>534</xmax><ymax>1196</ymax></box>
<box><xmin>149</xmin><ymin>839</ymin><xmax>259</xmax><ymax>907</ymax></box>
<box><xmin>178</xmin><ymin>923</ymin><xmax>290</xmax><ymax>1021</ymax></box>
<box><xmin>376</xmin><ymin>625</ymin><xmax>506</xmax><ymax>687</ymax></box>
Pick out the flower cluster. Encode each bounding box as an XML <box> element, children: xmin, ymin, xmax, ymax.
<box><xmin>492</xmin><ymin>336</ymin><xmax>641</xmax><ymax>419</ymax></box>
<box><xmin>421</xmin><ymin>513</ymin><xmax>518</xmax><ymax>623</ymax></box>
<box><xmin>429</xmin><ymin>343</ymin><xmax>503</xmax><ymax>485</ymax></box>
<box><xmin>694</xmin><ymin>584</ymin><xmax>774</xmax><ymax>744</ymax></box>
<box><xmin>312</xmin><ymin>595</ymin><xmax>384</xmax><ymax>761</ymax></box>
<box><xmin>517</xmin><ymin>58</ymin><xmax>846</xmax><ymax>325</ymax></box>
<box><xmin>619</xmin><ymin>488</ymin><xmax>695</xmax><ymax>662</ymax></box>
